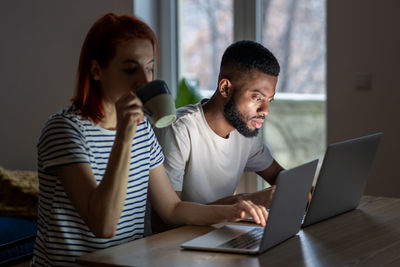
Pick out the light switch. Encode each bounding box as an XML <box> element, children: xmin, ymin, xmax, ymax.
<box><xmin>355</xmin><ymin>73</ymin><xmax>372</xmax><ymax>91</ymax></box>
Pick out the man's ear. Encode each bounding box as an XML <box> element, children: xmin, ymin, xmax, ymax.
<box><xmin>90</xmin><ymin>60</ymin><xmax>102</xmax><ymax>81</ymax></box>
<box><xmin>218</xmin><ymin>78</ymin><xmax>232</xmax><ymax>99</ymax></box>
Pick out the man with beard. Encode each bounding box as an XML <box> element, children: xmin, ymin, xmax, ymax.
<box><xmin>152</xmin><ymin>41</ymin><xmax>283</xmax><ymax>229</ymax></box>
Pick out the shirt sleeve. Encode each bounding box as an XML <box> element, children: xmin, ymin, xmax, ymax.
<box><xmin>37</xmin><ymin>115</ymin><xmax>90</xmax><ymax>173</ymax></box>
<box><xmin>244</xmin><ymin>136</ymin><xmax>274</xmax><ymax>172</ymax></box>
<box><xmin>153</xmin><ymin>122</ymin><xmax>190</xmax><ymax>192</ymax></box>
<box><xmin>146</xmin><ymin>120</ymin><xmax>165</xmax><ymax>169</ymax></box>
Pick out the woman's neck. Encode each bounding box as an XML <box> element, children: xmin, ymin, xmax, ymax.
<box><xmin>98</xmin><ymin>101</ymin><xmax>117</xmax><ymax>130</ymax></box>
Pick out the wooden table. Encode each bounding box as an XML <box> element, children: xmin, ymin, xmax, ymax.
<box><xmin>77</xmin><ymin>196</ymin><xmax>400</xmax><ymax>266</ymax></box>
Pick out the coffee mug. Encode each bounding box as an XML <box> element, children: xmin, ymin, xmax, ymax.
<box><xmin>135</xmin><ymin>80</ymin><xmax>177</xmax><ymax>128</ymax></box>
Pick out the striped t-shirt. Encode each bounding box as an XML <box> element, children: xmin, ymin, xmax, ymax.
<box><xmin>32</xmin><ymin>105</ymin><xmax>164</xmax><ymax>266</ymax></box>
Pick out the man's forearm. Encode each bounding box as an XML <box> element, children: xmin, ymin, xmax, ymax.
<box><xmin>257</xmin><ymin>160</ymin><xmax>284</xmax><ymax>185</ymax></box>
<box><xmin>208</xmin><ymin>187</ymin><xmax>275</xmax><ymax>208</ymax></box>
<box><xmin>207</xmin><ymin>193</ymin><xmax>249</xmax><ymax>205</ymax></box>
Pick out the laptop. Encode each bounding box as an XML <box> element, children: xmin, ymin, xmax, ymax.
<box><xmin>302</xmin><ymin>132</ymin><xmax>382</xmax><ymax>227</ymax></box>
<box><xmin>181</xmin><ymin>159</ymin><xmax>318</xmax><ymax>254</ymax></box>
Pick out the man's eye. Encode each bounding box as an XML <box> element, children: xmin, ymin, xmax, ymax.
<box><xmin>146</xmin><ymin>67</ymin><xmax>154</xmax><ymax>73</ymax></box>
<box><xmin>253</xmin><ymin>95</ymin><xmax>262</xmax><ymax>101</ymax></box>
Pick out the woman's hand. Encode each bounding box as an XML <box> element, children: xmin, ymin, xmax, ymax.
<box><xmin>230</xmin><ymin>200</ymin><xmax>269</xmax><ymax>226</ymax></box>
<box><xmin>115</xmin><ymin>91</ymin><xmax>144</xmax><ymax>141</ymax></box>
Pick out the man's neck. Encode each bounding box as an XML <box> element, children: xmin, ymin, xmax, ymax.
<box><xmin>202</xmin><ymin>96</ymin><xmax>234</xmax><ymax>138</ymax></box>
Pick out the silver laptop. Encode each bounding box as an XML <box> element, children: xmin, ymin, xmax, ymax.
<box><xmin>181</xmin><ymin>159</ymin><xmax>318</xmax><ymax>254</ymax></box>
<box><xmin>302</xmin><ymin>132</ymin><xmax>382</xmax><ymax>227</ymax></box>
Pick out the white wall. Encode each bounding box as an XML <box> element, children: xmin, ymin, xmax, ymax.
<box><xmin>2</xmin><ymin>0</ymin><xmax>399</xmax><ymax>198</ymax></box>
<box><xmin>0</xmin><ymin>0</ymin><xmax>133</xmax><ymax>171</ymax></box>
<box><xmin>327</xmin><ymin>0</ymin><xmax>400</xmax><ymax>197</ymax></box>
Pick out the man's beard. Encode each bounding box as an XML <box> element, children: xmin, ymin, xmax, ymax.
<box><xmin>223</xmin><ymin>94</ymin><xmax>260</xmax><ymax>137</ymax></box>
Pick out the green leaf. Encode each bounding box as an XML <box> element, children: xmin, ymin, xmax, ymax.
<box><xmin>175</xmin><ymin>78</ymin><xmax>202</xmax><ymax>108</ymax></box>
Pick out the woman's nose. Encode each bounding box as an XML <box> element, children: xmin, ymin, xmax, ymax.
<box><xmin>133</xmin><ymin>67</ymin><xmax>151</xmax><ymax>90</ymax></box>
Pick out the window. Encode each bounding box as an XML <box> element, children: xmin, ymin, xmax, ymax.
<box><xmin>179</xmin><ymin>0</ymin><xmax>233</xmax><ymax>96</ymax></box>
<box><xmin>261</xmin><ymin>0</ymin><xmax>326</xmax><ymax>177</ymax></box>
<box><xmin>163</xmin><ymin>0</ymin><xmax>326</xmax><ymax>189</ymax></box>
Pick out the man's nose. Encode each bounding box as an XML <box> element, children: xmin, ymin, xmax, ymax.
<box><xmin>258</xmin><ymin>101</ymin><xmax>270</xmax><ymax>116</ymax></box>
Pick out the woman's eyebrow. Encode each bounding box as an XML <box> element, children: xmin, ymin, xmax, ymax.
<box><xmin>121</xmin><ymin>59</ymin><xmax>154</xmax><ymax>65</ymax></box>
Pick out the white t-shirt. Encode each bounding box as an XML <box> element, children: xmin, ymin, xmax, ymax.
<box><xmin>154</xmin><ymin>102</ymin><xmax>273</xmax><ymax>204</ymax></box>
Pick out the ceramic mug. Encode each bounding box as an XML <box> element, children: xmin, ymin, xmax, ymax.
<box><xmin>135</xmin><ymin>80</ymin><xmax>177</xmax><ymax>128</ymax></box>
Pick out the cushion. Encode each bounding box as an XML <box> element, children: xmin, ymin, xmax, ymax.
<box><xmin>0</xmin><ymin>167</ymin><xmax>38</xmax><ymax>219</ymax></box>
<box><xmin>0</xmin><ymin>216</ymin><xmax>37</xmax><ymax>266</ymax></box>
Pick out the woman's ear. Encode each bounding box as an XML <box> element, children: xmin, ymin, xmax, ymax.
<box><xmin>218</xmin><ymin>78</ymin><xmax>232</xmax><ymax>99</ymax></box>
<box><xmin>90</xmin><ymin>60</ymin><xmax>102</xmax><ymax>81</ymax></box>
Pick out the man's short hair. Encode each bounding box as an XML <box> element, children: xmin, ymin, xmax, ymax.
<box><xmin>220</xmin><ymin>40</ymin><xmax>280</xmax><ymax>78</ymax></box>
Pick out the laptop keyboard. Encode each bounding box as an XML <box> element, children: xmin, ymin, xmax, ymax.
<box><xmin>218</xmin><ymin>228</ymin><xmax>264</xmax><ymax>249</ymax></box>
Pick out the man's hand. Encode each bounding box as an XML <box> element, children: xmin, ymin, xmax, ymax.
<box><xmin>208</xmin><ymin>185</ymin><xmax>277</xmax><ymax>208</ymax></box>
<box><xmin>260</xmin><ymin>185</ymin><xmax>276</xmax><ymax>208</ymax></box>
<box><xmin>306</xmin><ymin>186</ymin><xmax>315</xmax><ymax>209</ymax></box>
<box><xmin>239</xmin><ymin>185</ymin><xmax>276</xmax><ymax>208</ymax></box>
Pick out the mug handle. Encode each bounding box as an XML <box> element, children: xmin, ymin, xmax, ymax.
<box><xmin>143</xmin><ymin>108</ymin><xmax>152</xmax><ymax>117</ymax></box>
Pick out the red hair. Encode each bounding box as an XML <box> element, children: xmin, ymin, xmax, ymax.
<box><xmin>71</xmin><ymin>13</ymin><xmax>159</xmax><ymax>124</ymax></box>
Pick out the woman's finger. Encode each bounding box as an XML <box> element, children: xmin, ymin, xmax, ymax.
<box><xmin>240</xmin><ymin>200</ymin><xmax>266</xmax><ymax>226</ymax></box>
<box><xmin>260</xmin><ymin>205</ymin><xmax>269</xmax><ymax>223</ymax></box>
<box><xmin>117</xmin><ymin>92</ymin><xmax>143</xmax><ymax>108</ymax></box>
<box><xmin>251</xmin><ymin>202</ymin><xmax>266</xmax><ymax>227</ymax></box>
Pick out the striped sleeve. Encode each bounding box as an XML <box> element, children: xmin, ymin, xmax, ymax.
<box><xmin>37</xmin><ymin>115</ymin><xmax>90</xmax><ymax>172</ymax></box>
<box><xmin>146</xmin><ymin>120</ymin><xmax>164</xmax><ymax>169</ymax></box>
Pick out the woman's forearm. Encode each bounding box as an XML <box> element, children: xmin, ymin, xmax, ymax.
<box><xmin>88</xmin><ymin>135</ymin><xmax>132</xmax><ymax>237</ymax></box>
<box><xmin>148</xmin><ymin>165</ymin><xmax>268</xmax><ymax>231</ymax></box>
<box><xmin>166</xmin><ymin>201</ymin><xmax>232</xmax><ymax>226</ymax></box>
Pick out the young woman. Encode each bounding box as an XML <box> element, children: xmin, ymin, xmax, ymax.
<box><xmin>32</xmin><ymin>13</ymin><xmax>268</xmax><ymax>266</ymax></box>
